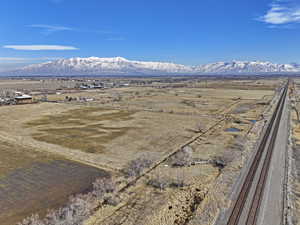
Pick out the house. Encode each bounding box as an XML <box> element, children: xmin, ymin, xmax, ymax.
<box><xmin>15</xmin><ymin>94</ymin><xmax>33</xmax><ymax>104</ymax></box>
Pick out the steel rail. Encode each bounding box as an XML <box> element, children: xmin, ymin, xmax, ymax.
<box><xmin>245</xmin><ymin>83</ymin><xmax>288</xmax><ymax>225</ymax></box>
<box><xmin>226</xmin><ymin>82</ymin><xmax>288</xmax><ymax>225</ymax></box>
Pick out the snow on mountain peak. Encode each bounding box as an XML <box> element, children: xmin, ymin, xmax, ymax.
<box><xmin>195</xmin><ymin>60</ymin><xmax>299</xmax><ymax>73</ymax></box>
<box><xmin>3</xmin><ymin>57</ymin><xmax>300</xmax><ymax>76</ymax></box>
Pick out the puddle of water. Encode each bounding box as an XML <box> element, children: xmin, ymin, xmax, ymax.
<box><xmin>225</xmin><ymin>127</ymin><xmax>241</xmax><ymax>132</ymax></box>
<box><xmin>250</xmin><ymin>120</ymin><xmax>257</xmax><ymax>123</ymax></box>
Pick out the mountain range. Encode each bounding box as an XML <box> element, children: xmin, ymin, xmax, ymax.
<box><xmin>2</xmin><ymin>57</ymin><xmax>300</xmax><ymax>76</ymax></box>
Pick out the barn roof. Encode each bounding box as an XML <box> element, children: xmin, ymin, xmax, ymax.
<box><xmin>15</xmin><ymin>94</ymin><xmax>32</xmax><ymax>100</ymax></box>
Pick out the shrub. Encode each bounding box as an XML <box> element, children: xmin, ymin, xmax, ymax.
<box><xmin>231</xmin><ymin>136</ymin><xmax>246</xmax><ymax>151</ymax></box>
<box><xmin>147</xmin><ymin>178</ymin><xmax>168</xmax><ymax>190</ymax></box>
<box><xmin>169</xmin><ymin>177</ymin><xmax>185</xmax><ymax>188</ymax></box>
<box><xmin>147</xmin><ymin>171</ymin><xmax>185</xmax><ymax>190</ymax></box>
<box><xmin>195</xmin><ymin>123</ymin><xmax>206</xmax><ymax>133</ymax></box>
<box><xmin>180</xmin><ymin>99</ymin><xmax>196</xmax><ymax>108</ymax></box>
<box><xmin>213</xmin><ymin>149</ymin><xmax>236</xmax><ymax>169</ymax></box>
<box><xmin>103</xmin><ymin>195</ymin><xmax>121</xmax><ymax>206</ymax></box>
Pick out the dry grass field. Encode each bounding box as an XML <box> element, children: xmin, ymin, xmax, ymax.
<box><xmin>0</xmin><ymin>78</ymin><xmax>76</xmax><ymax>91</ymax></box>
<box><xmin>25</xmin><ymin>108</ymin><xmax>134</xmax><ymax>154</ymax></box>
<box><xmin>0</xmin><ymin>77</ymin><xmax>281</xmax><ymax>225</ymax></box>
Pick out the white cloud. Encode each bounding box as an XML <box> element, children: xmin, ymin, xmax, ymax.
<box><xmin>0</xmin><ymin>57</ymin><xmax>62</xmax><ymax>72</ymax></box>
<box><xmin>27</xmin><ymin>24</ymin><xmax>117</xmax><ymax>37</ymax></box>
<box><xmin>3</xmin><ymin>45</ymin><xmax>78</xmax><ymax>51</ymax></box>
<box><xmin>0</xmin><ymin>57</ymin><xmax>29</xmax><ymax>61</ymax></box>
<box><xmin>0</xmin><ymin>57</ymin><xmax>61</xmax><ymax>62</ymax></box>
<box><xmin>28</xmin><ymin>24</ymin><xmax>73</xmax><ymax>35</ymax></box>
<box><xmin>260</xmin><ymin>1</ymin><xmax>300</xmax><ymax>25</ymax></box>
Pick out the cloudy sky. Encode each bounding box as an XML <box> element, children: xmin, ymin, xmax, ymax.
<box><xmin>0</xmin><ymin>0</ymin><xmax>300</xmax><ymax>71</ymax></box>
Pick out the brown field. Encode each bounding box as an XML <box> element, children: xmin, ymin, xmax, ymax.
<box><xmin>0</xmin><ymin>140</ymin><xmax>109</xmax><ymax>225</ymax></box>
<box><xmin>25</xmin><ymin>108</ymin><xmax>135</xmax><ymax>154</ymax></box>
<box><xmin>0</xmin><ymin>77</ymin><xmax>281</xmax><ymax>225</ymax></box>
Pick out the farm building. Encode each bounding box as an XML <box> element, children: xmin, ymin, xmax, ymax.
<box><xmin>15</xmin><ymin>94</ymin><xmax>33</xmax><ymax>104</ymax></box>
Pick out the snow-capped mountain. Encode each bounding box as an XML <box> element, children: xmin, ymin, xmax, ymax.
<box><xmin>195</xmin><ymin>60</ymin><xmax>299</xmax><ymax>74</ymax></box>
<box><xmin>2</xmin><ymin>57</ymin><xmax>300</xmax><ymax>76</ymax></box>
<box><xmin>7</xmin><ymin>57</ymin><xmax>193</xmax><ymax>76</ymax></box>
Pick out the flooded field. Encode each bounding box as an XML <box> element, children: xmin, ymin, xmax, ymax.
<box><xmin>0</xmin><ymin>159</ymin><xmax>109</xmax><ymax>225</ymax></box>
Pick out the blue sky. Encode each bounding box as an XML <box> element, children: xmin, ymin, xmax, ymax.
<box><xmin>1</xmin><ymin>0</ymin><xmax>300</xmax><ymax>71</ymax></box>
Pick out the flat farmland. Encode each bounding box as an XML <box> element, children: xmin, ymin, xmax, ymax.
<box><xmin>0</xmin><ymin>78</ymin><xmax>280</xmax><ymax>224</ymax></box>
<box><xmin>17</xmin><ymin>104</ymin><xmax>220</xmax><ymax>169</ymax></box>
<box><xmin>0</xmin><ymin>80</ymin><xmax>276</xmax><ymax>171</ymax></box>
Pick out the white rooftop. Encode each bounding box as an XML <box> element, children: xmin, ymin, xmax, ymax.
<box><xmin>15</xmin><ymin>94</ymin><xmax>32</xmax><ymax>99</ymax></box>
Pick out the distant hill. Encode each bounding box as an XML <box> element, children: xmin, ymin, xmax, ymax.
<box><xmin>2</xmin><ymin>57</ymin><xmax>300</xmax><ymax>76</ymax></box>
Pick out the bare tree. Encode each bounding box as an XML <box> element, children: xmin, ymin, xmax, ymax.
<box><xmin>170</xmin><ymin>146</ymin><xmax>193</xmax><ymax>167</ymax></box>
<box><xmin>212</xmin><ymin>148</ymin><xmax>237</xmax><ymax>169</ymax></box>
<box><xmin>17</xmin><ymin>177</ymin><xmax>119</xmax><ymax>225</ymax></box>
<box><xmin>17</xmin><ymin>214</ymin><xmax>43</xmax><ymax>225</ymax></box>
<box><xmin>122</xmin><ymin>155</ymin><xmax>153</xmax><ymax>177</ymax></box>
<box><xmin>92</xmin><ymin>177</ymin><xmax>116</xmax><ymax>199</ymax></box>
<box><xmin>41</xmin><ymin>193</ymin><xmax>96</xmax><ymax>225</ymax></box>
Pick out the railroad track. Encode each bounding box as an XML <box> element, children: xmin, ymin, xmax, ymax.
<box><xmin>226</xmin><ymin>81</ymin><xmax>289</xmax><ymax>225</ymax></box>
